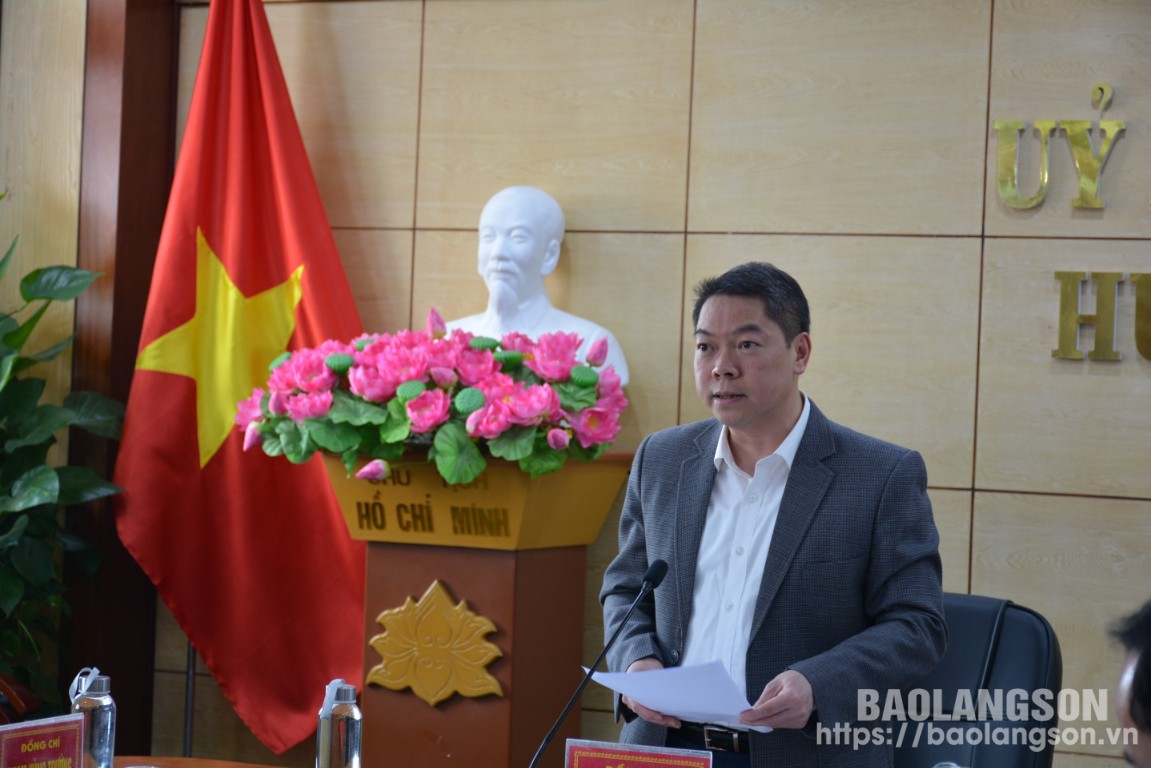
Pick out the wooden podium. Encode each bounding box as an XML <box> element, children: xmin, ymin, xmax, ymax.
<box><xmin>324</xmin><ymin>454</ymin><xmax>630</xmax><ymax>768</ymax></box>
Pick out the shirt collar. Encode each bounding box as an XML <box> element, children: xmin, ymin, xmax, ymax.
<box><xmin>713</xmin><ymin>393</ymin><xmax>812</xmax><ymax>474</ymax></box>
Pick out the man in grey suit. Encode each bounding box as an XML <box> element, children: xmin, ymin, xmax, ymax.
<box><xmin>601</xmin><ymin>262</ymin><xmax>946</xmax><ymax>767</ymax></box>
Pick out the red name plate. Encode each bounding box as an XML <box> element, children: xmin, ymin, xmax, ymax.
<box><xmin>566</xmin><ymin>738</ymin><xmax>711</xmax><ymax>768</ymax></box>
<box><xmin>0</xmin><ymin>713</ymin><xmax>83</xmax><ymax>768</ymax></box>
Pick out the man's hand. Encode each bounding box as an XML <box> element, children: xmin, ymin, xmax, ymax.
<box><xmin>622</xmin><ymin>657</ymin><xmax>682</xmax><ymax>729</ymax></box>
<box><xmin>739</xmin><ymin>670</ymin><xmax>814</xmax><ymax>729</ymax></box>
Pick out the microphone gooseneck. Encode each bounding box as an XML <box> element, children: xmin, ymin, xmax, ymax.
<box><xmin>526</xmin><ymin>558</ymin><xmax>668</xmax><ymax>768</ymax></box>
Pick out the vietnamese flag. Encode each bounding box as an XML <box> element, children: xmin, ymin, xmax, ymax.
<box><xmin>114</xmin><ymin>0</ymin><xmax>365</xmax><ymax>754</ymax></box>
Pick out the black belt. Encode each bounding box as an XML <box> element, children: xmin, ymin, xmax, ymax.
<box><xmin>676</xmin><ymin>721</ymin><xmax>744</xmax><ymax>753</ymax></box>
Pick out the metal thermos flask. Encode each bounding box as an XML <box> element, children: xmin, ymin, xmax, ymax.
<box><xmin>69</xmin><ymin>667</ymin><xmax>116</xmax><ymax>768</ymax></box>
<box><xmin>316</xmin><ymin>678</ymin><xmax>362</xmax><ymax>768</ymax></box>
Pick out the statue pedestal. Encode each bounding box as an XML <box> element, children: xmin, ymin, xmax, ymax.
<box><xmin>325</xmin><ymin>455</ymin><xmax>630</xmax><ymax>768</ymax></box>
<box><xmin>362</xmin><ymin>543</ymin><xmax>588</xmax><ymax>768</ymax></box>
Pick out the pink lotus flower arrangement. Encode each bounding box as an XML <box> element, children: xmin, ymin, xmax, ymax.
<box><xmin>235</xmin><ymin>309</ymin><xmax>627</xmax><ymax>485</ymax></box>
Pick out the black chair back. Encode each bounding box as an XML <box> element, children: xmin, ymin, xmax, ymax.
<box><xmin>893</xmin><ymin>592</ymin><xmax>1062</xmax><ymax>768</ymax></box>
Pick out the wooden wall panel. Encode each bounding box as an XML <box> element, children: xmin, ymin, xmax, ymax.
<box><xmin>0</xmin><ymin>0</ymin><xmax>86</xmax><ymax>414</ymax></box>
<box><xmin>416</xmin><ymin>0</ymin><xmax>695</xmax><ymax>231</ymax></box>
<box><xmin>972</xmin><ymin>492</ymin><xmax>1151</xmax><ymax>759</ymax></box>
<box><xmin>178</xmin><ymin>2</ymin><xmax>424</xmax><ymax>229</ymax></box>
<box><xmin>689</xmin><ymin>0</ymin><xmax>991</xmax><ymax>235</ymax></box>
<box><xmin>334</xmin><ymin>228</ymin><xmax>415</xmax><ymax>333</ymax></box>
<box><xmin>977</xmin><ymin>239</ymin><xmax>1150</xmax><ymax>498</ymax></box>
<box><xmin>681</xmin><ymin>235</ymin><xmax>981</xmax><ymax>488</ymax></box>
<box><xmin>985</xmin><ymin>0</ymin><xmax>1151</xmax><ymax>238</ymax></box>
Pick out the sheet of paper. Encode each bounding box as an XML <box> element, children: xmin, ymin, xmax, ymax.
<box><xmin>589</xmin><ymin>660</ymin><xmax>772</xmax><ymax>733</ymax></box>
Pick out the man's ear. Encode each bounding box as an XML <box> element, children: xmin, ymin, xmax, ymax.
<box><xmin>541</xmin><ymin>239</ymin><xmax>561</xmax><ymax>276</ymax></box>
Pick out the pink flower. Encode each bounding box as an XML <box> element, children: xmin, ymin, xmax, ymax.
<box><xmin>236</xmin><ymin>389</ymin><xmax>264</xmax><ymax>428</ymax></box>
<box><xmin>356</xmin><ymin>459</ymin><xmax>389</xmax><ymax>481</ymax></box>
<box><xmin>500</xmin><ymin>332</ymin><xmax>535</xmax><ymax>354</ymax></box>
<box><xmin>268</xmin><ymin>390</ymin><xmax>289</xmax><ymax>416</ymax></box>
<box><xmin>596</xmin><ymin>365</ymin><xmax>629</xmax><ymax>412</ymax></box>
<box><xmin>547</xmin><ymin>428</ymin><xmax>570</xmax><ymax>451</ymax></box>
<box><xmin>466</xmin><ymin>401</ymin><xmax>513</xmax><ymax>440</ymax></box>
<box><xmin>473</xmin><ymin>371</ymin><xmax>517</xmax><ymax>400</ymax></box>
<box><xmin>506</xmin><ymin>384</ymin><xmax>560</xmax><ymax>426</ymax></box>
<box><xmin>586</xmin><ymin>337</ymin><xmax>609</xmax><ymax>367</ymax></box>
<box><xmin>285</xmin><ymin>390</ymin><xmax>334</xmax><ymax>420</ymax></box>
<box><xmin>525</xmin><ymin>331</ymin><xmax>582</xmax><ymax>381</ymax></box>
<box><xmin>568</xmin><ymin>406</ymin><xmax>622</xmax><ymax>448</ymax></box>
<box><xmin>347</xmin><ymin>363</ymin><xmax>400</xmax><ymax>402</ymax></box>
<box><xmin>406</xmin><ymin>389</ymin><xmax>451</xmax><ymax>433</ymax></box>
<box><xmin>426</xmin><ymin>307</ymin><xmax>447</xmax><ymax>339</ymax></box>
<box><xmin>268</xmin><ymin>348</ymin><xmax>338</xmax><ymax>394</ymax></box>
<box><xmin>456</xmin><ymin>347</ymin><xmax>499</xmax><ymax>386</ymax></box>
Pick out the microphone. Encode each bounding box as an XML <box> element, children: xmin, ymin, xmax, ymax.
<box><xmin>527</xmin><ymin>559</ymin><xmax>668</xmax><ymax>768</ymax></box>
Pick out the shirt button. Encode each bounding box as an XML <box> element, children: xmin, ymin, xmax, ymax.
<box><xmin>747</xmin><ymin>494</ymin><xmax>758</xmax><ymax>504</ymax></box>
<box><xmin>725</xmin><ymin>602</ymin><xmax>735</xmax><ymax>611</ymax></box>
<box><xmin>735</xmin><ymin>546</ymin><xmax>745</xmax><ymax>556</ymax></box>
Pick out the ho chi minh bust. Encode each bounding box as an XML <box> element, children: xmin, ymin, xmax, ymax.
<box><xmin>447</xmin><ymin>186</ymin><xmax>629</xmax><ymax>386</ymax></box>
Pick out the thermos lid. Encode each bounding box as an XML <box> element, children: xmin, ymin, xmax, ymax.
<box><xmin>334</xmin><ymin>685</ymin><xmax>356</xmax><ymax>703</ymax></box>
<box><xmin>87</xmin><ymin>675</ymin><xmax>111</xmax><ymax>695</ymax></box>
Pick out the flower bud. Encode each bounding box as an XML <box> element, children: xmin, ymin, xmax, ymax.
<box><xmin>547</xmin><ymin>428</ymin><xmax>571</xmax><ymax>451</ymax></box>
<box><xmin>586</xmin><ymin>337</ymin><xmax>609</xmax><ymax>367</ymax></box>
<box><xmin>242</xmin><ymin>422</ymin><xmax>262</xmax><ymax>451</ymax></box>
<box><xmin>355</xmin><ymin>459</ymin><xmax>390</xmax><ymax>481</ymax></box>
<box><xmin>426</xmin><ymin>307</ymin><xmax>447</xmax><ymax>339</ymax></box>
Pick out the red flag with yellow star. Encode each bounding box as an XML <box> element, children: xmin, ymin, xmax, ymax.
<box><xmin>113</xmin><ymin>0</ymin><xmax>365</xmax><ymax>754</ymax></box>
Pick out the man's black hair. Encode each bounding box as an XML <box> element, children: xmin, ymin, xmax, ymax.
<box><xmin>1112</xmin><ymin>600</ymin><xmax>1151</xmax><ymax>732</ymax></box>
<box><xmin>691</xmin><ymin>261</ymin><xmax>811</xmax><ymax>344</ymax></box>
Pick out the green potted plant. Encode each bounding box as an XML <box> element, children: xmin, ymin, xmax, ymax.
<box><xmin>0</xmin><ymin>197</ymin><xmax>124</xmax><ymax>710</ymax></box>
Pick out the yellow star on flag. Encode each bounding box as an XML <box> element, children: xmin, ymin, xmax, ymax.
<box><xmin>137</xmin><ymin>227</ymin><xmax>303</xmax><ymax>467</ymax></box>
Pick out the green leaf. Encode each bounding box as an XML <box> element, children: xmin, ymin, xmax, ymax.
<box><xmin>554</xmin><ymin>380</ymin><xmax>598</xmax><ymax>412</ymax></box>
<box><xmin>1</xmin><ymin>301</ymin><xmax>51</xmax><ymax>353</ymax></box>
<box><xmin>274</xmin><ymin>421</ymin><xmax>315</xmax><ymax>464</ymax></box>
<box><xmin>9</xmin><ymin>335</ymin><xmax>75</xmax><ymax>376</ymax></box>
<box><xmin>260</xmin><ymin>431</ymin><xmax>285</xmax><ymax>457</ymax></box>
<box><xmin>432</xmin><ymin>421</ymin><xmax>486</xmax><ymax>485</ymax></box>
<box><xmin>0</xmin><ymin>570</ymin><xmax>25</xmax><ymax>617</ymax></box>
<box><xmin>0</xmin><ymin>516</ymin><xmax>29</xmax><ymax>549</ymax></box>
<box><xmin>0</xmin><ymin>377</ymin><xmax>45</xmax><ymax>423</ymax></box>
<box><xmin>487</xmin><ymin>426</ymin><xmax>537</xmax><ymax>462</ymax></box>
<box><xmin>0</xmin><ymin>352</ymin><xmax>15</xmax><ymax>396</ymax></box>
<box><xmin>54</xmin><ymin>467</ymin><xmax>122</xmax><ymax>506</ymax></box>
<box><xmin>4</xmin><ymin>405</ymin><xmax>74</xmax><ymax>452</ymax></box>
<box><xmin>0</xmin><ymin>236</ymin><xmax>17</xmax><ymax>284</ymax></box>
<box><xmin>19</xmin><ymin>266</ymin><xmax>100</xmax><ymax>302</ymax></box>
<box><xmin>395</xmin><ymin>380</ymin><xmax>426</xmax><ymax>403</ymax></box>
<box><xmin>378</xmin><ymin>398</ymin><xmax>411</xmax><ymax>444</ymax></box>
<box><xmin>63</xmin><ymin>391</ymin><xmax>124</xmax><ymax>439</ymax></box>
<box><xmin>519</xmin><ymin>448</ymin><xmax>568</xmax><ymax>478</ymax></box>
<box><xmin>305</xmin><ymin>419</ymin><xmax>361</xmax><ymax>454</ymax></box>
<box><xmin>569</xmin><ymin>441</ymin><xmax>609</xmax><ymax>462</ymax></box>
<box><xmin>11</xmin><ymin>538</ymin><xmax>55</xmax><ymax>586</ymax></box>
<box><xmin>328</xmin><ymin>390</ymin><xmax>388</xmax><ymax>426</ymax></box>
<box><xmin>0</xmin><ymin>467</ymin><xmax>59</xmax><ymax>513</ymax></box>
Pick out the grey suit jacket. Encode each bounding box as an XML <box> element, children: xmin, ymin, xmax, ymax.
<box><xmin>600</xmin><ymin>402</ymin><xmax>946</xmax><ymax>768</ymax></box>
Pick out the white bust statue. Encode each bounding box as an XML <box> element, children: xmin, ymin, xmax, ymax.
<box><xmin>447</xmin><ymin>186</ymin><xmax>629</xmax><ymax>386</ymax></box>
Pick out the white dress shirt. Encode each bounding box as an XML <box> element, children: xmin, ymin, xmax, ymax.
<box><xmin>681</xmin><ymin>395</ymin><xmax>811</xmax><ymax>695</ymax></box>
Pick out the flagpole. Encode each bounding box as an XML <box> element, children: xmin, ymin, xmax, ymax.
<box><xmin>183</xmin><ymin>641</ymin><xmax>196</xmax><ymax>757</ymax></box>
